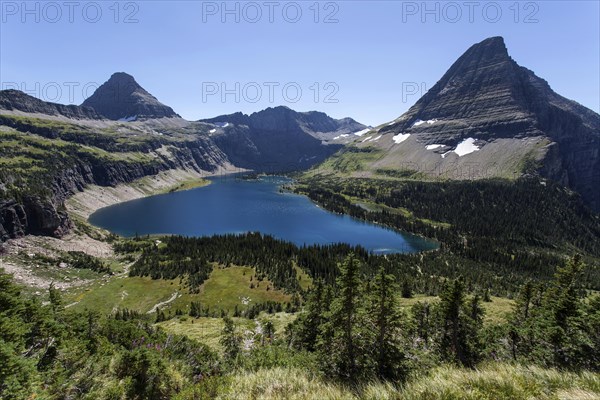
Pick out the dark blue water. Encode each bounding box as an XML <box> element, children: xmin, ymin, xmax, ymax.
<box><xmin>88</xmin><ymin>176</ymin><xmax>437</xmax><ymax>254</ymax></box>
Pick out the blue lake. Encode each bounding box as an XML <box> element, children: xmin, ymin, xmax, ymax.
<box><xmin>88</xmin><ymin>176</ymin><xmax>437</xmax><ymax>254</ymax></box>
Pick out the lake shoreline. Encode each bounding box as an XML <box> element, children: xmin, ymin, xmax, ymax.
<box><xmin>66</xmin><ymin>166</ymin><xmax>245</xmax><ymax>221</ymax></box>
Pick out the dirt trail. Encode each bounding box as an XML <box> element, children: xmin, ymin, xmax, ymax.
<box><xmin>147</xmin><ymin>292</ymin><xmax>180</xmax><ymax>314</ymax></box>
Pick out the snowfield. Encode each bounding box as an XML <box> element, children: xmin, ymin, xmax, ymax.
<box><xmin>209</xmin><ymin>129</ymin><xmax>216</xmax><ymax>133</ymax></box>
<box><xmin>393</xmin><ymin>133</ymin><xmax>411</xmax><ymax>144</ymax></box>
<box><xmin>440</xmin><ymin>138</ymin><xmax>480</xmax><ymax>158</ymax></box>
<box><xmin>454</xmin><ymin>138</ymin><xmax>480</xmax><ymax>156</ymax></box>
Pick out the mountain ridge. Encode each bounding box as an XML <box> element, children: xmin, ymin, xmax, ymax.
<box><xmin>0</xmin><ymin>90</ymin><xmax>103</xmax><ymax>120</ymax></box>
<box><xmin>201</xmin><ymin>106</ymin><xmax>366</xmax><ymax>139</ymax></box>
<box><xmin>200</xmin><ymin>105</ymin><xmax>366</xmax><ymax>171</ymax></box>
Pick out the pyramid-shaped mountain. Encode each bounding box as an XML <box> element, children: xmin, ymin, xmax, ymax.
<box><xmin>82</xmin><ymin>72</ymin><xmax>179</xmax><ymax>120</ymax></box>
<box><xmin>349</xmin><ymin>37</ymin><xmax>599</xmax><ymax>211</ymax></box>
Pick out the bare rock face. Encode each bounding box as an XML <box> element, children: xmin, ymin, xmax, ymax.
<box><xmin>0</xmin><ymin>198</ymin><xmax>72</xmax><ymax>241</ymax></box>
<box><xmin>0</xmin><ymin>90</ymin><xmax>102</xmax><ymax>119</ymax></box>
<box><xmin>82</xmin><ymin>72</ymin><xmax>179</xmax><ymax>120</ymax></box>
<box><xmin>379</xmin><ymin>37</ymin><xmax>600</xmax><ymax>211</ymax></box>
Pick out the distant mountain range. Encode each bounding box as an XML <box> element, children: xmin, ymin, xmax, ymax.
<box><xmin>321</xmin><ymin>36</ymin><xmax>600</xmax><ymax>211</ymax></box>
<box><xmin>201</xmin><ymin>107</ymin><xmax>365</xmax><ymax>171</ymax></box>
<box><xmin>0</xmin><ymin>72</ymin><xmax>363</xmax><ymax>172</ymax></box>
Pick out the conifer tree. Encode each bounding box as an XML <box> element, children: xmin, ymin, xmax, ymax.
<box><xmin>539</xmin><ymin>255</ymin><xmax>586</xmax><ymax>367</ymax></box>
<box><xmin>434</xmin><ymin>278</ymin><xmax>483</xmax><ymax>366</ymax></box>
<box><xmin>411</xmin><ymin>301</ymin><xmax>432</xmax><ymax>348</ymax></box>
<box><xmin>0</xmin><ymin>270</ymin><xmax>34</xmax><ymax>398</ymax></box>
<box><xmin>48</xmin><ymin>283</ymin><xmax>63</xmax><ymax>314</ymax></box>
<box><xmin>221</xmin><ymin>316</ymin><xmax>241</xmax><ymax>362</ymax></box>
<box><xmin>318</xmin><ymin>253</ymin><xmax>366</xmax><ymax>380</ymax></box>
<box><xmin>509</xmin><ymin>281</ymin><xmax>534</xmax><ymax>360</ymax></box>
<box><xmin>584</xmin><ymin>294</ymin><xmax>600</xmax><ymax>370</ymax></box>
<box><xmin>295</xmin><ymin>280</ymin><xmax>325</xmax><ymax>351</ymax></box>
<box><xmin>368</xmin><ymin>267</ymin><xmax>406</xmax><ymax>381</ymax></box>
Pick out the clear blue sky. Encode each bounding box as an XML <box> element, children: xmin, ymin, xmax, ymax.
<box><xmin>1</xmin><ymin>1</ymin><xmax>598</xmax><ymax>126</ymax></box>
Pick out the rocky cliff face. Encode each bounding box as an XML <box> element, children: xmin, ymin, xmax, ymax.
<box><xmin>0</xmin><ymin>198</ymin><xmax>72</xmax><ymax>241</ymax></box>
<box><xmin>360</xmin><ymin>37</ymin><xmax>599</xmax><ymax>211</ymax></box>
<box><xmin>0</xmin><ymin>135</ymin><xmax>229</xmax><ymax>241</ymax></box>
<box><xmin>201</xmin><ymin>106</ymin><xmax>365</xmax><ymax>171</ymax></box>
<box><xmin>0</xmin><ymin>90</ymin><xmax>102</xmax><ymax>120</ymax></box>
<box><xmin>81</xmin><ymin>72</ymin><xmax>179</xmax><ymax>120</ymax></box>
<box><xmin>0</xmin><ymin>89</ymin><xmax>229</xmax><ymax>241</ymax></box>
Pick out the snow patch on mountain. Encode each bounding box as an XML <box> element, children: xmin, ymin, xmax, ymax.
<box><xmin>393</xmin><ymin>133</ymin><xmax>411</xmax><ymax>144</ymax></box>
<box><xmin>412</xmin><ymin>119</ymin><xmax>438</xmax><ymax>127</ymax></box>
<box><xmin>454</xmin><ymin>138</ymin><xmax>480</xmax><ymax>156</ymax></box>
<box><xmin>426</xmin><ymin>144</ymin><xmax>444</xmax><ymax>150</ymax></box>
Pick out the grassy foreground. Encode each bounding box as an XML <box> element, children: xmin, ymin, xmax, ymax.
<box><xmin>219</xmin><ymin>363</ymin><xmax>600</xmax><ymax>400</ymax></box>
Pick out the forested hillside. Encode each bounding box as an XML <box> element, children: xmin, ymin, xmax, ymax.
<box><xmin>295</xmin><ymin>175</ymin><xmax>600</xmax><ymax>292</ymax></box>
<box><xmin>2</xmin><ymin>252</ymin><xmax>599</xmax><ymax>399</ymax></box>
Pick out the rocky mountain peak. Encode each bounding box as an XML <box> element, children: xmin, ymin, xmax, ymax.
<box><xmin>386</xmin><ymin>36</ymin><xmax>526</xmax><ymax>131</ymax></box>
<box><xmin>462</xmin><ymin>36</ymin><xmax>509</xmax><ymax>61</ymax></box>
<box><xmin>81</xmin><ymin>72</ymin><xmax>179</xmax><ymax>120</ymax></box>
<box><xmin>371</xmin><ymin>36</ymin><xmax>599</xmax><ymax>211</ymax></box>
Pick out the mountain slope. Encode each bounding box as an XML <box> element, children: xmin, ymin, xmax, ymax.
<box><xmin>201</xmin><ymin>106</ymin><xmax>366</xmax><ymax>171</ymax></box>
<box><xmin>322</xmin><ymin>37</ymin><xmax>600</xmax><ymax>211</ymax></box>
<box><xmin>81</xmin><ymin>72</ymin><xmax>180</xmax><ymax>120</ymax></box>
<box><xmin>0</xmin><ymin>89</ymin><xmax>102</xmax><ymax>120</ymax></box>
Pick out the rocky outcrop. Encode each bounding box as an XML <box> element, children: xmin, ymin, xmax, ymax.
<box><xmin>0</xmin><ymin>90</ymin><xmax>102</xmax><ymax>119</ymax></box>
<box><xmin>81</xmin><ymin>72</ymin><xmax>179</xmax><ymax>120</ymax></box>
<box><xmin>375</xmin><ymin>36</ymin><xmax>600</xmax><ymax>211</ymax></box>
<box><xmin>0</xmin><ymin>198</ymin><xmax>72</xmax><ymax>241</ymax></box>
